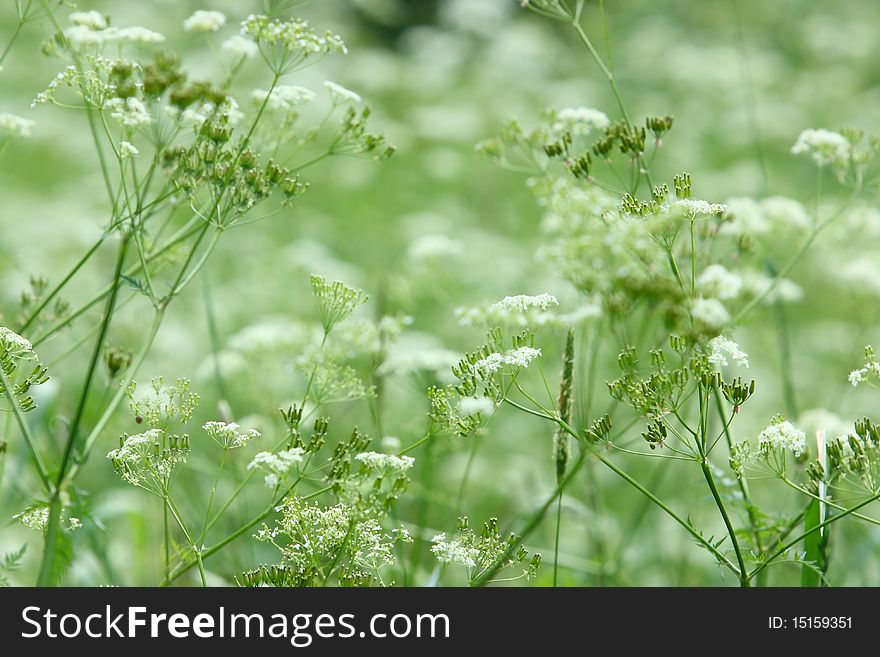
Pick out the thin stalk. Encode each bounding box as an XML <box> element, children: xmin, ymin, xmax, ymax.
<box><xmin>700</xmin><ymin>460</ymin><xmax>749</xmax><ymax>586</ymax></box>
<box><xmin>597</xmin><ymin>452</ymin><xmax>740</xmax><ymax>577</ymax></box>
<box><xmin>0</xmin><ymin>366</ymin><xmax>51</xmax><ymax>493</ymax></box>
<box><xmin>714</xmin><ymin>390</ymin><xmax>762</xmax><ymax>554</ymax></box>
<box><xmin>162</xmin><ymin>484</ymin><xmax>333</xmax><ymax>585</ymax></box>
<box><xmin>53</xmin><ymin>235</ymin><xmax>130</xmax><ymax>490</ymax></box>
<box><xmin>552</xmin><ymin>492</ymin><xmax>563</xmax><ymax>586</ymax></box>
<box><xmin>471</xmin><ymin>450</ymin><xmax>588</xmax><ymax>587</ymax></box>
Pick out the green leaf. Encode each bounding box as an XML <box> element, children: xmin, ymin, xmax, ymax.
<box><xmin>801</xmin><ymin>498</ymin><xmax>828</xmax><ymax>587</ymax></box>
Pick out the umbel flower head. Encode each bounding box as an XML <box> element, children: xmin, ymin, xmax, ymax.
<box><xmin>107</xmin><ymin>429</ymin><xmax>190</xmax><ymax>494</ymax></box>
<box><xmin>241</xmin><ymin>14</ymin><xmax>347</xmax><ymax>74</ymax></box>
<box><xmin>0</xmin><ymin>326</ymin><xmax>49</xmax><ymax>413</ymax></box>
<box><xmin>758</xmin><ymin>416</ymin><xmax>806</xmax><ymax>457</ymax></box>
<box><xmin>310</xmin><ymin>275</ymin><xmax>368</xmax><ymax>334</ymax></box>
<box><xmin>183</xmin><ymin>10</ymin><xmax>226</xmax><ymax>33</ymax></box>
<box><xmin>203</xmin><ymin>421</ymin><xmax>261</xmax><ymax>449</ymax></box>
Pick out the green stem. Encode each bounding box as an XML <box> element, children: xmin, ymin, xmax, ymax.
<box><xmin>700</xmin><ymin>460</ymin><xmax>749</xmax><ymax>586</ymax></box>
<box><xmin>597</xmin><ymin>453</ymin><xmax>740</xmax><ymax>576</ymax></box>
<box><xmin>0</xmin><ymin>365</ymin><xmax>51</xmax><ymax>493</ymax></box>
<box><xmin>552</xmin><ymin>491</ymin><xmax>563</xmax><ymax>586</ymax></box>
<box><xmin>162</xmin><ymin>484</ymin><xmax>333</xmax><ymax>586</ymax></box>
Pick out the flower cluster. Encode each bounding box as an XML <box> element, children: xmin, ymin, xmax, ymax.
<box><xmin>183</xmin><ymin>11</ymin><xmax>226</xmax><ymax>33</ymax></box>
<box><xmin>0</xmin><ymin>326</ymin><xmax>49</xmax><ymax>413</ymax></box>
<box><xmin>430</xmin><ymin>516</ymin><xmax>540</xmax><ymax>584</ymax></box>
<box><xmin>0</xmin><ymin>113</ymin><xmax>34</xmax><ymax>139</ymax></box>
<box><xmin>250</xmin><ymin>496</ymin><xmax>411</xmax><ymax>586</ymax></box>
<box><xmin>203</xmin><ymin>421</ymin><xmax>261</xmax><ymax>449</ymax></box>
<box><xmin>128</xmin><ymin>378</ymin><xmax>200</xmax><ymax>429</ymax></box>
<box><xmin>791</xmin><ymin>128</ymin><xmax>851</xmax><ymax>170</ymax></box>
<box><xmin>848</xmin><ymin>346</ymin><xmax>880</xmax><ymax>388</ymax></box>
<box><xmin>247</xmin><ymin>448</ymin><xmax>305</xmax><ymax>488</ymax></box>
<box><xmin>241</xmin><ymin>14</ymin><xmax>347</xmax><ymax>74</ymax></box>
<box><xmin>310</xmin><ymin>275</ymin><xmax>368</xmax><ymax>334</ymax></box>
<box><xmin>758</xmin><ymin>417</ymin><xmax>806</xmax><ymax>457</ymax></box>
<box><xmin>107</xmin><ymin>429</ymin><xmax>191</xmax><ymax>493</ymax></box>
<box><xmin>707</xmin><ymin>336</ymin><xmax>749</xmax><ymax>369</ymax></box>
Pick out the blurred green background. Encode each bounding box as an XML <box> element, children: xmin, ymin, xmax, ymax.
<box><xmin>2</xmin><ymin>0</ymin><xmax>880</xmax><ymax>586</ymax></box>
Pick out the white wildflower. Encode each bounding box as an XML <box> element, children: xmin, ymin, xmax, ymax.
<box><xmin>107</xmin><ymin>97</ymin><xmax>153</xmax><ymax>128</ymax></box>
<box><xmin>381</xmin><ymin>436</ymin><xmax>401</xmax><ymax>452</ymax></box>
<box><xmin>491</xmin><ymin>294</ymin><xmax>558</xmax><ymax>314</ymax></box>
<box><xmin>760</xmin><ymin>196</ymin><xmax>811</xmax><ymax>231</ymax></box>
<box><xmin>119</xmin><ymin>141</ymin><xmax>139</xmax><ymax>158</ymax></box>
<box><xmin>0</xmin><ymin>113</ymin><xmax>34</xmax><ymax>138</ymax></box>
<box><xmin>0</xmin><ymin>326</ymin><xmax>35</xmax><ymax>358</ymax></box>
<box><xmin>203</xmin><ymin>421</ymin><xmax>261</xmax><ymax>449</ymax></box>
<box><xmin>324</xmin><ymin>80</ymin><xmax>361</xmax><ymax>105</ymax></box>
<box><xmin>248</xmin><ymin>448</ymin><xmax>305</xmax><ymax>487</ymax></box>
<box><xmin>689</xmin><ymin>297</ymin><xmax>730</xmax><ymax>329</ymax></box>
<box><xmin>791</xmin><ymin>128</ymin><xmax>851</xmax><ymax>169</ymax></box>
<box><xmin>707</xmin><ymin>336</ymin><xmax>749</xmax><ymax>369</ymax></box>
<box><xmin>552</xmin><ymin>107</ymin><xmax>610</xmax><ymax>136</ymax></box>
<box><xmin>758</xmin><ymin>419</ymin><xmax>806</xmax><ymax>457</ymax></box>
<box><xmin>473</xmin><ymin>352</ymin><xmax>504</xmax><ymax>375</ymax></box>
<box><xmin>504</xmin><ymin>346</ymin><xmax>542</xmax><ymax>368</ymax></box>
<box><xmin>456</xmin><ymin>293</ymin><xmax>563</xmax><ymax>328</ymax></box>
<box><xmin>676</xmin><ymin>198</ymin><xmax>727</xmax><ymax>216</ymax></box>
<box><xmin>241</xmin><ymin>15</ymin><xmax>347</xmax><ymax>57</ymax></box>
<box><xmin>849</xmin><ymin>368</ymin><xmax>866</xmax><ymax>387</ymax></box>
<box><xmin>252</xmin><ymin>85</ymin><xmax>315</xmax><ymax>111</ymax></box>
<box><xmin>69</xmin><ymin>11</ymin><xmax>108</xmax><ymax>30</ymax></box>
<box><xmin>106</xmin><ymin>429</ymin><xmax>163</xmax><ymax>463</ymax></box>
<box><xmin>457</xmin><ymin>396</ymin><xmax>495</xmax><ymax>418</ymax></box>
<box><xmin>430</xmin><ymin>533</ymin><xmax>479</xmax><ymax>568</ymax></box>
<box><xmin>111</xmin><ymin>26</ymin><xmax>166</xmax><ymax>45</ymax></box>
<box><xmin>720</xmin><ymin>197</ymin><xmax>768</xmax><ymax>236</ymax></box>
<box><xmin>473</xmin><ymin>346</ymin><xmax>542</xmax><ymax>375</ymax></box>
<box><xmin>183</xmin><ymin>10</ymin><xmax>226</xmax><ymax>33</ymax></box>
<box><xmin>222</xmin><ymin>35</ymin><xmax>259</xmax><ymax>59</ymax></box>
<box><xmin>16</xmin><ymin>506</ymin><xmax>49</xmax><ymax>532</ymax></box>
<box><xmin>355</xmin><ymin>451</ymin><xmax>415</xmax><ymax>472</ymax></box>
<box><xmin>697</xmin><ymin>264</ymin><xmax>742</xmax><ymax>300</ymax></box>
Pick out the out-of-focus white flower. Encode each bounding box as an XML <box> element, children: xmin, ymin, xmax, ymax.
<box><xmin>184</xmin><ymin>10</ymin><xmax>226</xmax><ymax>33</ymax></box>
<box><xmin>697</xmin><ymin>264</ymin><xmax>742</xmax><ymax>300</ymax></box>
<box><xmin>119</xmin><ymin>141</ymin><xmax>139</xmax><ymax>158</ymax></box>
<box><xmin>689</xmin><ymin>297</ymin><xmax>729</xmax><ymax>329</ymax></box>
<box><xmin>355</xmin><ymin>451</ymin><xmax>415</xmax><ymax>472</ymax></box>
<box><xmin>791</xmin><ymin>128</ymin><xmax>850</xmax><ymax>169</ymax></box>
<box><xmin>552</xmin><ymin>107</ymin><xmax>610</xmax><ymax>136</ymax></box>
<box><xmin>107</xmin><ymin>97</ymin><xmax>153</xmax><ymax>128</ymax></box>
<box><xmin>457</xmin><ymin>396</ymin><xmax>495</xmax><ymax>418</ymax></box>
<box><xmin>69</xmin><ymin>11</ymin><xmax>108</xmax><ymax>30</ymax></box>
<box><xmin>252</xmin><ymin>85</ymin><xmax>315</xmax><ymax>111</ymax></box>
<box><xmin>0</xmin><ymin>113</ymin><xmax>34</xmax><ymax>138</ymax></box>
<box><xmin>324</xmin><ymin>80</ymin><xmax>361</xmax><ymax>105</ymax></box>
<box><xmin>222</xmin><ymin>35</ymin><xmax>258</xmax><ymax>58</ymax></box>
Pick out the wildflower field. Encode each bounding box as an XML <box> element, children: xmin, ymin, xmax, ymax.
<box><xmin>1</xmin><ymin>0</ymin><xmax>880</xmax><ymax>588</ymax></box>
